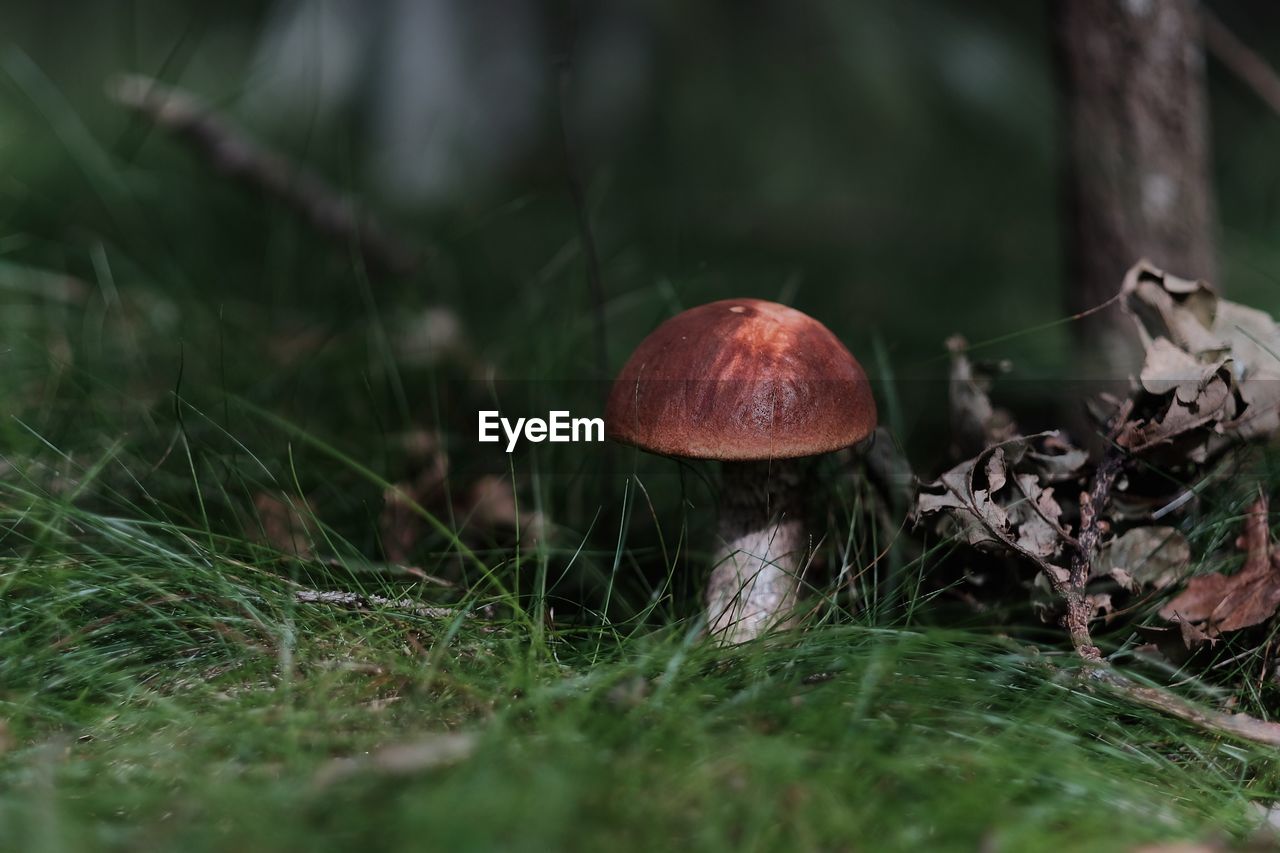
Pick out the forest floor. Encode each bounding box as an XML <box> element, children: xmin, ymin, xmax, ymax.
<box><xmin>5</xmin><ymin>564</ymin><xmax>1280</xmax><ymax>852</ymax></box>
<box><xmin>5</xmin><ymin>57</ymin><xmax>1280</xmax><ymax>853</ymax></box>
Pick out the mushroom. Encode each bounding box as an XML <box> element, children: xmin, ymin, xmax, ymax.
<box><xmin>605</xmin><ymin>298</ymin><xmax>877</xmax><ymax>643</ymax></box>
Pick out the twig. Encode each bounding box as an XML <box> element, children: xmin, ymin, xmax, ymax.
<box><xmin>294</xmin><ymin>588</ymin><xmax>456</xmax><ymax>620</ymax></box>
<box><xmin>1201</xmin><ymin>8</ymin><xmax>1280</xmax><ymax>118</ymax></box>
<box><xmin>1094</xmin><ymin>669</ymin><xmax>1280</xmax><ymax>749</ymax></box>
<box><xmin>1062</xmin><ymin>451</ymin><xmax>1123</xmax><ymax>662</ymax></box>
<box><xmin>1051</xmin><ymin>400</ymin><xmax>1133</xmax><ymax>663</ymax></box>
<box><xmin>311</xmin><ymin>732</ymin><xmax>477</xmax><ymax>789</ymax></box>
<box><xmin>107</xmin><ymin>73</ymin><xmax>420</xmax><ymax>278</ymax></box>
<box><xmin>1044</xmin><ymin>401</ymin><xmax>1280</xmax><ymax>749</ymax></box>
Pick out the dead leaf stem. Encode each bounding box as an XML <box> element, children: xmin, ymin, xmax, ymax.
<box><xmin>1054</xmin><ymin>402</ymin><xmax>1132</xmax><ymax>663</ymax></box>
<box><xmin>1060</xmin><ymin>451</ymin><xmax>1124</xmax><ymax>662</ymax></box>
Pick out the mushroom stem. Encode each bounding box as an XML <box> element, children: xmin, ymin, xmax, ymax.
<box><xmin>706</xmin><ymin>459</ymin><xmax>810</xmax><ymax>643</ymax></box>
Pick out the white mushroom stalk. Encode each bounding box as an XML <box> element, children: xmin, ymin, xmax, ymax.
<box><xmin>706</xmin><ymin>458</ymin><xmax>808</xmax><ymax>643</ymax></box>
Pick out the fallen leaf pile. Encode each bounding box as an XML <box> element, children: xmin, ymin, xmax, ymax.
<box><xmin>912</xmin><ymin>259</ymin><xmax>1280</xmax><ymax>635</ymax></box>
<box><xmin>915</xmin><ymin>257</ymin><xmax>1280</xmax><ymax>688</ymax></box>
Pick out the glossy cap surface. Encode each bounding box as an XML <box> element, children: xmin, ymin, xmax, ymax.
<box><xmin>605</xmin><ymin>299</ymin><xmax>877</xmax><ymax>460</ymax></box>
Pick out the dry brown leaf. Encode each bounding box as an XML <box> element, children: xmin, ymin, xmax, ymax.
<box><xmin>1116</xmin><ymin>364</ymin><xmax>1235</xmax><ymax>453</ymax></box>
<box><xmin>1138</xmin><ymin>337</ymin><xmax>1211</xmax><ymax>396</ymax></box>
<box><xmin>253</xmin><ymin>492</ymin><xmax>314</xmax><ymax>559</ymax></box>
<box><xmin>465</xmin><ymin>475</ymin><xmax>548</xmax><ymax>543</ymax></box>
<box><xmin>1121</xmin><ymin>262</ymin><xmax>1219</xmax><ymax>352</ymax></box>
<box><xmin>1119</xmin><ymin>260</ymin><xmax>1280</xmax><ymax>450</ymax></box>
<box><xmin>380</xmin><ymin>431</ymin><xmax>449</xmax><ymax>564</ymax></box>
<box><xmin>1160</xmin><ymin>494</ymin><xmax>1280</xmax><ymax>635</ymax></box>
<box><xmin>381</xmin><ymin>440</ymin><xmax>547</xmax><ymax>565</ymax></box>
<box><xmin>1027</xmin><ymin>432</ymin><xmax>1090</xmax><ymax>484</ymax></box>
<box><xmin>1136</xmin><ymin>619</ymin><xmax>1217</xmax><ymax>663</ymax></box>
<box><xmin>1093</xmin><ymin>526</ymin><xmax>1190</xmax><ymax>592</ymax></box>
<box><xmin>946</xmin><ymin>335</ymin><xmax>1018</xmax><ymax>457</ymax></box>
<box><xmin>1087</xmin><ymin>592</ymin><xmax>1114</xmax><ymax>620</ymax></box>
<box><xmin>916</xmin><ymin>434</ymin><xmax>1074</xmax><ymax>577</ymax></box>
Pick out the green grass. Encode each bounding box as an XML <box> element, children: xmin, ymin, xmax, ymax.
<box><xmin>3</xmin><ymin>538</ymin><xmax>1278</xmax><ymax>853</ymax></box>
<box><xmin>4</xmin><ymin>428</ymin><xmax>1280</xmax><ymax>852</ymax></box>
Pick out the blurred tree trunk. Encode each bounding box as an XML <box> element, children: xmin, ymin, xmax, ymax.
<box><xmin>1051</xmin><ymin>0</ymin><xmax>1217</xmax><ymax>379</ymax></box>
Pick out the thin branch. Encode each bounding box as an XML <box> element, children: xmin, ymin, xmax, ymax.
<box><xmin>312</xmin><ymin>732</ymin><xmax>477</xmax><ymax>789</ymax></box>
<box><xmin>1062</xmin><ymin>451</ymin><xmax>1123</xmax><ymax>662</ymax></box>
<box><xmin>294</xmin><ymin>588</ymin><xmax>457</xmax><ymax>620</ymax></box>
<box><xmin>1201</xmin><ymin>8</ymin><xmax>1280</xmax><ymax>118</ymax></box>
<box><xmin>108</xmin><ymin>73</ymin><xmax>421</xmax><ymax>278</ymax></box>
<box><xmin>1046</xmin><ymin>400</ymin><xmax>1133</xmax><ymax>664</ymax></box>
<box><xmin>1095</xmin><ymin>669</ymin><xmax>1280</xmax><ymax>749</ymax></box>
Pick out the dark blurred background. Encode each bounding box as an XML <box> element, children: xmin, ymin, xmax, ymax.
<box><xmin>3</xmin><ymin>0</ymin><xmax>1280</xmax><ymax>461</ymax></box>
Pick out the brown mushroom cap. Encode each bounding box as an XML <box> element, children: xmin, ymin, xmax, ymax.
<box><xmin>605</xmin><ymin>298</ymin><xmax>877</xmax><ymax>460</ymax></box>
